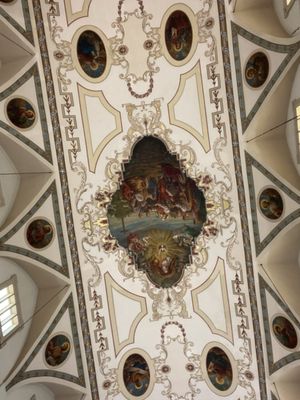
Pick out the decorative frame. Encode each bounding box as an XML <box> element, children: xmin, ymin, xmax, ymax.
<box><xmin>4</xmin><ymin>95</ymin><xmax>38</xmax><ymax>132</ymax></box>
<box><xmin>201</xmin><ymin>341</ymin><xmax>238</xmax><ymax>397</ymax></box>
<box><xmin>117</xmin><ymin>348</ymin><xmax>155</xmax><ymax>400</ymax></box>
<box><xmin>270</xmin><ymin>313</ymin><xmax>299</xmax><ymax>351</ymax></box>
<box><xmin>257</xmin><ymin>185</ymin><xmax>285</xmax><ymax>223</ymax></box>
<box><xmin>24</xmin><ymin>216</ymin><xmax>55</xmax><ymax>251</ymax></box>
<box><xmin>160</xmin><ymin>3</ymin><xmax>198</xmax><ymax>67</ymax></box>
<box><xmin>71</xmin><ymin>25</ymin><xmax>112</xmax><ymax>84</ymax></box>
<box><xmin>43</xmin><ymin>331</ymin><xmax>72</xmax><ymax>369</ymax></box>
<box><xmin>243</xmin><ymin>49</ymin><xmax>271</xmax><ymax>91</ymax></box>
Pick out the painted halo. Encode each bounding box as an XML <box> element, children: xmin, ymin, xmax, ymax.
<box><xmin>6</xmin><ymin>97</ymin><xmax>36</xmax><ymax>130</ymax></box>
<box><xmin>206</xmin><ymin>346</ymin><xmax>233</xmax><ymax>392</ymax></box>
<box><xmin>272</xmin><ymin>316</ymin><xmax>298</xmax><ymax>349</ymax></box>
<box><xmin>245</xmin><ymin>51</ymin><xmax>269</xmax><ymax>88</ymax></box>
<box><xmin>165</xmin><ymin>10</ymin><xmax>193</xmax><ymax>62</ymax></box>
<box><xmin>258</xmin><ymin>187</ymin><xmax>283</xmax><ymax>220</ymax></box>
<box><xmin>45</xmin><ymin>334</ymin><xmax>71</xmax><ymax>367</ymax></box>
<box><xmin>118</xmin><ymin>350</ymin><xmax>154</xmax><ymax>399</ymax></box>
<box><xmin>26</xmin><ymin>218</ymin><xmax>54</xmax><ymax>249</ymax></box>
<box><xmin>76</xmin><ymin>29</ymin><xmax>107</xmax><ymax>79</ymax></box>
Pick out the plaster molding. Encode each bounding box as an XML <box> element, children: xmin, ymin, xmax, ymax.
<box><xmin>259</xmin><ymin>275</ymin><xmax>300</xmax><ymax>374</ymax></box>
<box><xmin>245</xmin><ymin>151</ymin><xmax>300</xmax><ymax>255</ymax></box>
<box><xmin>78</xmin><ymin>85</ymin><xmax>122</xmax><ymax>173</ymax></box>
<box><xmin>168</xmin><ymin>62</ymin><xmax>210</xmax><ymax>153</ymax></box>
<box><xmin>104</xmin><ymin>272</ymin><xmax>147</xmax><ymax>356</ymax></box>
<box><xmin>64</xmin><ymin>0</ymin><xmax>92</xmax><ymax>26</ymax></box>
<box><xmin>192</xmin><ymin>257</ymin><xmax>233</xmax><ymax>343</ymax></box>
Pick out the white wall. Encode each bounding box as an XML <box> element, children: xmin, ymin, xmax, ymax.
<box><xmin>0</xmin><ymin>145</ymin><xmax>20</xmax><ymax>228</ymax></box>
<box><xmin>0</xmin><ymin>383</ymin><xmax>55</xmax><ymax>400</ymax></box>
<box><xmin>273</xmin><ymin>0</ymin><xmax>300</xmax><ymax>36</ymax></box>
<box><xmin>0</xmin><ymin>258</ymin><xmax>38</xmax><ymax>385</ymax></box>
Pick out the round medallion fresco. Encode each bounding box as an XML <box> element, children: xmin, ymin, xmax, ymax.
<box><xmin>26</xmin><ymin>219</ymin><xmax>54</xmax><ymax>249</ymax></box>
<box><xmin>165</xmin><ymin>10</ymin><xmax>193</xmax><ymax>62</ymax></box>
<box><xmin>123</xmin><ymin>353</ymin><xmax>150</xmax><ymax>397</ymax></box>
<box><xmin>45</xmin><ymin>334</ymin><xmax>71</xmax><ymax>367</ymax></box>
<box><xmin>206</xmin><ymin>347</ymin><xmax>233</xmax><ymax>392</ymax></box>
<box><xmin>259</xmin><ymin>188</ymin><xmax>283</xmax><ymax>220</ymax></box>
<box><xmin>245</xmin><ymin>52</ymin><xmax>269</xmax><ymax>88</ymax></box>
<box><xmin>272</xmin><ymin>316</ymin><xmax>298</xmax><ymax>349</ymax></box>
<box><xmin>77</xmin><ymin>30</ymin><xmax>107</xmax><ymax>79</ymax></box>
<box><xmin>6</xmin><ymin>98</ymin><xmax>36</xmax><ymax>129</ymax></box>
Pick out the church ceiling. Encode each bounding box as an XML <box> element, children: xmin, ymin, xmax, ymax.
<box><xmin>0</xmin><ymin>1</ymin><xmax>300</xmax><ymax>399</ymax></box>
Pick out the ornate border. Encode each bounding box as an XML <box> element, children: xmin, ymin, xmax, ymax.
<box><xmin>33</xmin><ymin>0</ymin><xmax>98</xmax><ymax>396</ymax></box>
<box><xmin>259</xmin><ymin>274</ymin><xmax>300</xmax><ymax>374</ymax></box>
<box><xmin>245</xmin><ymin>151</ymin><xmax>300</xmax><ymax>255</ymax></box>
<box><xmin>0</xmin><ymin>181</ymin><xmax>69</xmax><ymax>277</ymax></box>
<box><xmin>0</xmin><ymin>0</ymin><xmax>34</xmax><ymax>44</ymax></box>
<box><xmin>217</xmin><ymin>1</ymin><xmax>267</xmax><ymax>398</ymax></box>
<box><xmin>0</xmin><ymin>64</ymin><xmax>53</xmax><ymax>163</ymax></box>
<box><xmin>6</xmin><ymin>294</ymin><xmax>85</xmax><ymax>389</ymax></box>
<box><xmin>232</xmin><ymin>22</ymin><xmax>300</xmax><ymax>133</ymax></box>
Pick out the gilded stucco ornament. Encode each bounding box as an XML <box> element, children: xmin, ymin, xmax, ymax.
<box><xmin>110</xmin><ymin>0</ymin><xmax>161</xmax><ymax>98</ymax></box>
<box><xmin>74</xmin><ymin>99</ymin><xmax>235</xmax><ymax>320</ymax></box>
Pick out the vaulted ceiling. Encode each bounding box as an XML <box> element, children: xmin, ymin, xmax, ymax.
<box><xmin>0</xmin><ymin>1</ymin><xmax>300</xmax><ymax>400</ymax></box>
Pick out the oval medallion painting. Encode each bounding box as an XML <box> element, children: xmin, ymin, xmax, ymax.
<box><xmin>206</xmin><ymin>347</ymin><xmax>233</xmax><ymax>392</ymax></box>
<box><xmin>107</xmin><ymin>137</ymin><xmax>207</xmax><ymax>288</ymax></box>
<box><xmin>45</xmin><ymin>334</ymin><xmax>71</xmax><ymax>367</ymax></box>
<box><xmin>123</xmin><ymin>353</ymin><xmax>150</xmax><ymax>397</ymax></box>
<box><xmin>259</xmin><ymin>188</ymin><xmax>283</xmax><ymax>220</ymax></box>
<box><xmin>7</xmin><ymin>98</ymin><xmax>36</xmax><ymax>129</ymax></box>
<box><xmin>272</xmin><ymin>316</ymin><xmax>298</xmax><ymax>349</ymax></box>
<box><xmin>77</xmin><ymin>30</ymin><xmax>107</xmax><ymax>79</ymax></box>
<box><xmin>245</xmin><ymin>52</ymin><xmax>269</xmax><ymax>88</ymax></box>
<box><xmin>165</xmin><ymin>10</ymin><xmax>193</xmax><ymax>61</ymax></box>
<box><xmin>26</xmin><ymin>219</ymin><xmax>54</xmax><ymax>249</ymax></box>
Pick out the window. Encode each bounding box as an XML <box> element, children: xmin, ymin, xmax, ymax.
<box><xmin>0</xmin><ymin>275</ymin><xmax>22</xmax><ymax>345</ymax></box>
<box><xmin>294</xmin><ymin>99</ymin><xmax>300</xmax><ymax>163</ymax></box>
<box><xmin>284</xmin><ymin>0</ymin><xmax>296</xmax><ymax>17</ymax></box>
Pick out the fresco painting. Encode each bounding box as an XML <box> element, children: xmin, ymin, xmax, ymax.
<box><xmin>245</xmin><ymin>52</ymin><xmax>269</xmax><ymax>88</ymax></box>
<box><xmin>108</xmin><ymin>137</ymin><xmax>207</xmax><ymax>288</ymax></box>
<box><xmin>272</xmin><ymin>316</ymin><xmax>298</xmax><ymax>349</ymax></box>
<box><xmin>259</xmin><ymin>188</ymin><xmax>283</xmax><ymax>220</ymax></box>
<box><xmin>206</xmin><ymin>346</ymin><xmax>233</xmax><ymax>392</ymax></box>
<box><xmin>7</xmin><ymin>98</ymin><xmax>36</xmax><ymax>129</ymax></box>
<box><xmin>26</xmin><ymin>219</ymin><xmax>54</xmax><ymax>249</ymax></box>
<box><xmin>123</xmin><ymin>353</ymin><xmax>150</xmax><ymax>397</ymax></box>
<box><xmin>165</xmin><ymin>10</ymin><xmax>193</xmax><ymax>61</ymax></box>
<box><xmin>45</xmin><ymin>334</ymin><xmax>71</xmax><ymax>367</ymax></box>
<box><xmin>77</xmin><ymin>30</ymin><xmax>107</xmax><ymax>79</ymax></box>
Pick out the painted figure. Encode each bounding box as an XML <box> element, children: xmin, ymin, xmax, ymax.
<box><xmin>259</xmin><ymin>188</ymin><xmax>283</xmax><ymax>220</ymax></box>
<box><xmin>77</xmin><ymin>30</ymin><xmax>107</xmax><ymax>78</ymax></box>
<box><xmin>272</xmin><ymin>316</ymin><xmax>298</xmax><ymax>349</ymax></box>
<box><xmin>245</xmin><ymin>52</ymin><xmax>269</xmax><ymax>88</ymax></box>
<box><xmin>165</xmin><ymin>10</ymin><xmax>193</xmax><ymax>61</ymax></box>
<box><xmin>123</xmin><ymin>354</ymin><xmax>150</xmax><ymax>396</ymax></box>
<box><xmin>107</xmin><ymin>137</ymin><xmax>207</xmax><ymax>288</ymax></box>
<box><xmin>45</xmin><ymin>335</ymin><xmax>71</xmax><ymax>367</ymax></box>
<box><xmin>26</xmin><ymin>219</ymin><xmax>54</xmax><ymax>249</ymax></box>
<box><xmin>7</xmin><ymin>98</ymin><xmax>36</xmax><ymax>129</ymax></box>
<box><xmin>206</xmin><ymin>347</ymin><xmax>233</xmax><ymax>391</ymax></box>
